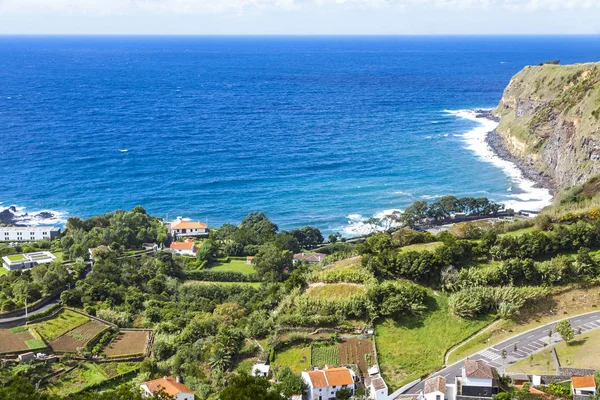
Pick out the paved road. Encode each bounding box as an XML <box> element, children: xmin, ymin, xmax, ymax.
<box><xmin>406</xmin><ymin>310</ymin><xmax>600</xmax><ymax>394</ymax></box>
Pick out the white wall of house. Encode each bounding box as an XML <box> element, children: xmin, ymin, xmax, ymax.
<box><xmin>139</xmin><ymin>384</ymin><xmax>194</xmax><ymax>400</ymax></box>
<box><xmin>0</xmin><ymin>227</ymin><xmax>60</xmax><ymax>242</ymax></box>
<box><xmin>172</xmin><ymin>248</ymin><xmax>196</xmax><ymax>256</ymax></box>
<box><xmin>301</xmin><ymin>372</ymin><xmax>354</xmax><ymax>400</ymax></box>
<box><xmin>173</xmin><ymin>227</ymin><xmax>207</xmax><ymax>235</ymax></box>
<box><xmin>573</xmin><ymin>387</ymin><xmax>596</xmax><ymax>396</ymax></box>
<box><xmin>461</xmin><ymin>372</ymin><xmax>493</xmax><ymax>388</ymax></box>
<box><xmin>425</xmin><ymin>390</ymin><xmax>445</xmax><ymax>400</ymax></box>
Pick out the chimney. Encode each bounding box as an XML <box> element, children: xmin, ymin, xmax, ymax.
<box><xmin>175</xmin><ymin>376</ymin><xmax>181</xmax><ymax>383</ymax></box>
<box><xmin>163</xmin><ymin>376</ymin><xmax>167</xmax><ymax>380</ymax></box>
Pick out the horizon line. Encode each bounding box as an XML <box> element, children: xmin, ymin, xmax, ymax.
<box><xmin>0</xmin><ymin>33</ymin><xmax>599</xmax><ymax>37</ymax></box>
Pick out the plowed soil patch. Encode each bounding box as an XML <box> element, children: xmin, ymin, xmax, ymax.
<box><xmin>104</xmin><ymin>330</ymin><xmax>148</xmax><ymax>357</ymax></box>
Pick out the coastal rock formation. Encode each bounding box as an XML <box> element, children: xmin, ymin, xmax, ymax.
<box><xmin>492</xmin><ymin>62</ymin><xmax>600</xmax><ymax>190</ymax></box>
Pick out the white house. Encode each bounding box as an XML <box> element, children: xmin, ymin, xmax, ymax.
<box><xmin>424</xmin><ymin>376</ymin><xmax>446</xmax><ymax>400</ymax></box>
<box><xmin>457</xmin><ymin>359</ymin><xmax>498</xmax><ymax>398</ymax></box>
<box><xmin>301</xmin><ymin>366</ymin><xmax>356</xmax><ymax>400</ymax></box>
<box><xmin>0</xmin><ymin>226</ymin><xmax>60</xmax><ymax>242</ymax></box>
<box><xmin>140</xmin><ymin>376</ymin><xmax>194</xmax><ymax>400</ymax></box>
<box><xmin>251</xmin><ymin>362</ymin><xmax>270</xmax><ymax>377</ymax></box>
<box><xmin>169</xmin><ymin>240</ymin><xmax>196</xmax><ymax>256</ymax></box>
<box><xmin>293</xmin><ymin>253</ymin><xmax>326</xmax><ymax>264</ymax></box>
<box><xmin>246</xmin><ymin>256</ymin><xmax>255</xmax><ymax>265</ymax></box>
<box><xmin>2</xmin><ymin>251</ymin><xmax>57</xmax><ymax>271</ymax></box>
<box><xmin>572</xmin><ymin>376</ymin><xmax>596</xmax><ymax>397</ymax></box>
<box><xmin>169</xmin><ymin>217</ymin><xmax>208</xmax><ymax>237</ymax></box>
<box><xmin>369</xmin><ymin>375</ymin><xmax>388</xmax><ymax>400</ymax></box>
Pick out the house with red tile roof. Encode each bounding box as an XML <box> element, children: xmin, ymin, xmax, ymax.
<box><xmin>572</xmin><ymin>376</ymin><xmax>596</xmax><ymax>397</ymax></box>
<box><xmin>301</xmin><ymin>366</ymin><xmax>356</xmax><ymax>400</ymax></box>
<box><xmin>169</xmin><ymin>239</ymin><xmax>196</xmax><ymax>256</ymax></box>
<box><xmin>140</xmin><ymin>376</ymin><xmax>194</xmax><ymax>400</ymax></box>
<box><xmin>170</xmin><ymin>217</ymin><xmax>207</xmax><ymax>237</ymax></box>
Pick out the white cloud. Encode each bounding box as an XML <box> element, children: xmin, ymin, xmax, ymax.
<box><xmin>0</xmin><ymin>0</ymin><xmax>598</xmax><ymax>15</ymax></box>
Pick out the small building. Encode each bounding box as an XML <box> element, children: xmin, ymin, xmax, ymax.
<box><xmin>140</xmin><ymin>376</ymin><xmax>194</xmax><ymax>400</ymax></box>
<box><xmin>458</xmin><ymin>359</ymin><xmax>498</xmax><ymax>398</ymax></box>
<box><xmin>424</xmin><ymin>376</ymin><xmax>446</xmax><ymax>400</ymax></box>
<box><xmin>251</xmin><ymin>362</ymin><xmax>270</xmax><ymax>377</ymax></box>
<box><xmin>246</xmin><ymin>256</ymin><xmax>255</xmax><ymax>265</ymax></box>
<box><xmin>0</xmin><ymin>226</ymin><xmax>60</xmax><ymax>242</ymax></box>
<box><xmin>369</xmin><ymin>375</ymin><xmax>388</xmax><ymax>400</ymax></box>
<box><xmin>142</xmin><ymin>243</ymin><xmax>159</xmax><ymax>251</ymax></box>
<box><xmin>301</xmin><ymin>366</ymin><xmax>356</xmax><ymax>400</ymax></box>
<box><xmin>18</xmin><ymin>352</ymin><xmax>35</xmax><ymax>362</ymax></box>
<box><xmin>88</xmin><ymin>245</ymin><xmax>110</xmax><ymax>261</ymax></box>
<box><xmin>170</xmin><ymin>240</ymin><xmax>196</xmax><ymax>256</ymax></box>
<box><xmin>2</xmin><ymin>251</ymin><xmax>57</xmax><ymax>271</ymax></box>
<box><xmin>170</xmin><ymin>217</ymin><xmax>208</xmax><ymax>237</ymax></box>
<box><xmin>293</xmin><ymin>253</ymin><xmax>326</xmax><ymax>264</ymax></box>
<box><xmin>572</xmin><ymin>376</ymin><xmax>596</xmax><ymax>397</ymax></box>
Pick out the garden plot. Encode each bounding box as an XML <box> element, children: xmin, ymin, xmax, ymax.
<box><xmin>104</xmin><ymin>330</ymin><xmax>149</xmax><ymax>358</ymax></box>
<box><xmin>50</xmin><ymin>320</ymin><xmax>109</xmax><ymax>353</ymax></box>
<box><xmin>310</xmin><ymin>344</ymin><xmax>340</xmax><ymax>367</ymax></box>
<box><xmin>0</xmin><ymin>326</ymin><xmax>46</xmax><ymax>354</ymax></box>
<box><xmin>339</xmin><ymin>338</ymin><xmax>375</xmax><ymax>376</ymax></box>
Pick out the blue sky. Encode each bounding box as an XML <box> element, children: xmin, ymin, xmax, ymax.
<box><xmin>0</xmin><ymin>0</ymin><xmax>599</xmax><ymax>35</ymax></box>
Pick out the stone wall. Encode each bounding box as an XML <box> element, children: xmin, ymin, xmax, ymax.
<box><xmin>558</xmin><ymin>368</ymin><xmax>597</xmax><ymax>377</ymax></box>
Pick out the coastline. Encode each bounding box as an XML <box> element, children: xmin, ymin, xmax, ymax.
<box><xmin>448</xmin><ymin>109</ymin><xmax>554</xmax><ymax>212</ymax></box>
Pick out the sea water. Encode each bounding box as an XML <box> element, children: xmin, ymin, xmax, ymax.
<box><xmin>1</xmin><ymin>36</ymin><xmax>599</xmax><ymax>235</ymax></box>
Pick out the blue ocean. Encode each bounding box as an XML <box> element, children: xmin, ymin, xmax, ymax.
<box><xmin>1</xmin><ymin>36</ymin><xmax>599</xmax><ymax>234</ymax></box>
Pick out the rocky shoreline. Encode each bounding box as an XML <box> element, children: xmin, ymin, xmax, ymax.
<box><xmin>474</xmin><ymin>109</ymin><xmax>556</xmax><ymax>195</ymax></box>
<box><xmin>0</xmin><ymin>206</ymin><xmax>55</xmax><ymax>226</ymax></box>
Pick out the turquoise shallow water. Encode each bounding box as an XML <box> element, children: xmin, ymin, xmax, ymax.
<box><xmin>1</xmin><ymin>36</ymin><xmax>599</xmax><ymax>234</ymax></box>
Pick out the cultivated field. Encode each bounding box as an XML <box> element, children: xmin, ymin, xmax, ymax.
<box><xmin>104</xmin><ymin>330</ymin><xmax>149</xmax><ymax>357</ymax></box>
<box><xmin>339</xmin><ymin>338</ymin><xmax>375</xmax><ymax>376</ymax></box>
<box><xmin>0</xmin><ymin>326</ymin><xmax>46</xmax><ymax>354</ymax></box>
<box><xmin>50</xmin><ymin>320</ymin><xmax>108</xmax><ymax>353</ymax></box>
<box><xmin>210</xmin><ymin>258</ymin><xmax>256</xmax><ymax>275</ymax></box>
<box><xmin>305</xmin><ymin>283</ymin><xmax>366</xmax><ymax>299</ymax></box>
<box><xmin>34</xmin><ymin>309</ymin><xmax>89</xmax><ymax>342</ymax></box>
<box><xmin>45</xmin><ymin>362</ymin><xmax>140</xmax><ymax>396</ymax></box>
<box><xmin>272</xmin><ymin>344</ymin><xmax>311</xmax><ymax>374</ymax></box>
<box><xmin>311</xmin><ymin>344</ymin><xmax>340</xmax><ymax>367</ymax></box>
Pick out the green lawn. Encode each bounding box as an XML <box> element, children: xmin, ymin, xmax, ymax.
<box><xmin>7</xmin><ymin>254</ymin><xmax>26</xmax><ymax>261</ymax></box>
<box><xmin>305</xmin><ymin>283</ymin><xmax>366</xmax><ymax>299</ymax></box>
<box><xmin>555</xmin><ymin>328</ymin><xmax>600</xmax><ymax>369</ymax></box>
<box><xmin>272</xmin><ymin>344</ymin><xmax>311</xmax><ymax>374</ymax></box>
<box><xmin>183</xmin><ymin>280</ymin><xmax>262</xmax><ymax>288</ymax></box>
<box><xmin>507</xmin><ymin>348</ymin><xmax>555</xmax><ymax>374</ymax></box>
<box><xmin>210</xmin><ymin>258</ymin><xmax>256</xmax><ymax>275</ymax></box>
<box><xmin>398</xmin><ymin>242</ymin><xmax>443</xmax><ymax>253</ymax></box>
<box><xmin>45</xmin><ymin>362</ymin><xmax>139</xmax><ymax>396</ymax></box>
<box><xmin>25</xmin><ymin>339</ymin><xmax>46</xmax><ymax>350</ymax></box>
<box><xmin>499</xmin><ymin>227</ymin><xmax>537</xmax><ymax>237</ymax></box>
<box><xmin>375</xmin><ymin>292</ymin><xmax>495</xmax><ymax>391</ymax></box>
<box><xmin>34</xmin><ymin>309</ymin><xmax>89</xmax><ymax>341</ymax></box>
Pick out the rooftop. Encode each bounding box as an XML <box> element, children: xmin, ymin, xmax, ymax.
<box><xmin>172</xmin><ymin>220</ymin><xmax>207</xmax><ymax>230</ymax></box>
<box><xmin>141</xmin><ymin>376</ymin><xmax>193</xmax><ymax>397</ymax></box>
<box><xmin>424</xmin><ymin>376</ymin><xmax>446</xmax><ymax>394</ymax></box>
<box><xmin>305</xmin><ymin>367</ymin><xmax>354</xmax><ymax>388</ymax></box>
<box><xmin>371</xmin><ymin>376</ymin><xmax>387</xmax><ymax>391</ymax></box>
<box><xmin>0</xmin><ymin>226</ymin><xmax>59</xmax><ymax>232</ymax></box>
<box><xmin>170</xmin><ymin>240</ymin><xmax>195</xmax><ymax>250</ymax></box>
<box><xmin>3</xmin><ymin>251</ymin><xmax>56</xmax><ymax>265</ymax></box>
<box><xmin>572</xmin><ymin>376</ymin><xmax>596</xmax><ymax>389</ymax></box>
<box><xmin>465</xmin><ymin>359</ymin><xmax>495</xmax><ymax>379</ymax></box>
<box><xmin>293</xmin><ymin>253</ymin><xmax>326</xmax><ymax>262</ymax></box>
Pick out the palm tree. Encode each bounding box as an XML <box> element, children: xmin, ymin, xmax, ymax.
<box><xmin>209</xmin><ymin>347</ymin><xmax>232</xmax><ymax>372</ymax></box>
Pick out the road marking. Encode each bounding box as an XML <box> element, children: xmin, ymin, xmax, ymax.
<box><xmin>574</xmin><ymin>319</ymin><xmax>582</xmax><ymax>322</ymax></box>
<box><xmin>479</xmin><ymin>350</ymin><xmax>501</xmax><ymax>360</ymax></box>
<box><xmin>526</xmin><ymin>335</ymin><xmax>534</xmax><ymax>339</ymax></box>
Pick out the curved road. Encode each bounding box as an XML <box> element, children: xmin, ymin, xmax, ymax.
<box><xmin>406</xmin><ymin>310</ymin><xmax>600</xmax><ymax>394</ymax></box>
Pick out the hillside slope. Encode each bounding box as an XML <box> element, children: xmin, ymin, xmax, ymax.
<box><xmin>492</xmin><ymin>62</ymin><xmax>600</xmax><ymax>190</ymax></box>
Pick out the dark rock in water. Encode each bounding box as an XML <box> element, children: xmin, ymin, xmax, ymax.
<box><xmin>474</xmin><ymin>109</ymin><xmax>500</xmax><ymax>122</ymax></box>
<box><xmin>0</xmin><ymin>207</ymin><xmax>18</xmax><ymax>225</ymax></box>
<box><xmin>35</xmin><ymin>212</ymin><xmax>54</xmax><ymax>220</ymax></box>
<box><xmin>486</xmin><ymin>129</ymin><xmax>555</xmax><ymax>193</ymax></box>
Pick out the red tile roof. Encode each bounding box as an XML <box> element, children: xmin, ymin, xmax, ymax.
<box><xmin>572</xmin><ymin>376</ymin><xmax>596</xmax><ymax>389</ymax></box>
<box><xmin>424</xmin><ymin>376</ymin><xmax>446</xmax><ymax>394</ymax></box>
<box><xmin>142</xmin><ymin>376</ymin><xmax>193</xmax><ymax>397</ymax></box>
<box><xmin>170</xmin><ymin>240</ymin><xmax>195</xmax><ymax>250</ymax></box>
<box><xmin>306</xmin><ymin>367</ymin><xmax>354</xmax><ymax>388</ymax></box>
<box><xmin>465</xmin><ymin>359</ymin><xmax>495</xmax><ymax>379</ymax></box>
<box><xmin>172</xmin><ymin>221</ymin><xmax>207</xmax><ymax>230</ymax></box>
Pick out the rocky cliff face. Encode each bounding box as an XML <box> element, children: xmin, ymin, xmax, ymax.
<box><xmin>493</xmin><ymin>62</ymin><xmax>600</xmax><ymax>190</ymax></box>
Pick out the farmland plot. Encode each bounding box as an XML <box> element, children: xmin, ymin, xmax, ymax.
<box><xmin>339</xmin><ymin>338</ymin><xmax>375</xmax><ymax>376</ymax></box>
<box><xmin>104</xmin><ymin>330</ymin><xmax>149</xmax><ymax>357</ymax></box>
<box><xmin>0</xmin><ymin>327</ymin><xmax>46</xmax><ymax>354</ymax></box>
<box><xmin>311</xmin><ymin>344</ymin><xmax>340</xmax><ymax>367</ymax></box>
<box><xmin>50</xmin><ymin>321</ymin><xmax>108</xmax><ymax>353</ymax></box>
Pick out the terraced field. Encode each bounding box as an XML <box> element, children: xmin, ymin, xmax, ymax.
<box><xmin>0</xmin><ymin>327</ymin><xmax>46</xmax><ymax>354</ymax></box>
<box><xmin>104</xmin><ymin>330</ymin><xmax>149</xmax><ymax>357</ymax></box>
<box><xmin>50</xmin><ymin>320</ymin><xmax>109</xmax><ymax>353</ymax></box>
<box><xmin>339</xmin><ymin>338</ymin><xmax>374</xmax><ymax>376</ymax></box>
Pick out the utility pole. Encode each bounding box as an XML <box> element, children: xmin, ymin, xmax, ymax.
<box><xmin>25</xmin><ymin>298</ymin><xmax>28</xmax><ymax>325</ymax></box>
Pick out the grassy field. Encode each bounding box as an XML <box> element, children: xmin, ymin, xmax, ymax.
<box><xmin>305</xmin><ymin>283</ymin><xmax>365</xmax><ymax>299</ymax></box>
<box><xmin>45</xmin><ymin>362</ymin><xmax>139</xmax><ymax>396</ymax></box>
<box><xmin>321</xmin><ymin>256</ymin><xmax>362</xmax><ymax>271</ymax></box>
<box><xmin>183</xmin><ymin>280</ymin><xmax>262</xmax><ymax>288</ymax></box>
<box><xmin>273</xmin><ymin>344</ymin><xmax>311</xmax><ymax>374</ymax></box>
<box><xmin>375</xmin><ymin>292</ymin><xmax>495</xmax><ymax>391</ymax></box>
<box><xmin>34</xmin><ymin>309</ymin><xmax>89</xmax><ymax>342</ymax></box>
<box><xmin>554</xmin><ymin>328</ymin><xmax>600</xmax><ymax>370</ymax></box>
<box><xmin>210</xmin><ymin>258</ymin><xmax>256</xmax><ymax>275</ymax></box>
<box><xmin>448</xmin><ymin>285</ymin><xmax>600</xmax><ymax>364</ymax></box>
<box><xmin>507</xmin><ymin>349</ymin><xmax>555</xmax><ymax>375</ymax></box>
<box><xmin>398</xmin><ymin>242</ymin><xmax>443</xmax><ymax>253</ymax></box>
<box><xmin>499</xmin><ymin>227</ymin><xmax>537</xmax><ymax>237</ymax></box>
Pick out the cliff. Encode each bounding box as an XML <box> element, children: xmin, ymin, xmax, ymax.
<box><xmin>492</xmin><ymin>62</ymin><xmax>600</xmax><ymax>191</ymax></box>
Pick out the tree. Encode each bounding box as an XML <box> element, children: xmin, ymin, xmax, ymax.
<box><xmin>219</xmin><ymin>373</ymin><xmax>284</xmax><ymax>400</ymax></box>
<box><xmin>328</xmin><ymin>232</ymin><xmax>342</xmax><ymax>244</ymax></box>
<box><xmin>254</xmin><ymin>243</ymin><xmax>293</xmax><ymax>282</ymax></box>
<box><xmin>196</xmin><ymin>240</ymin><xmax>218</xmax><ymax>263</ymax></box>
<box><xmin>276</xmin><ymin>366</ymin><xmax>308</xmax><ymax>398</ymax></box>
<box><xmin>335</xmin><ymin>388</ymin><xmax>353</xmax><ymax>400</ymax></box>
<box><xmin>400</xmin><ymin>201</ymin><xmax>428</xmax><ymax>228</ymax></box>
<box><xmin>555</xmin><ymin>320</ymin><xmax>575</xmax><ymax>344</ymax></box>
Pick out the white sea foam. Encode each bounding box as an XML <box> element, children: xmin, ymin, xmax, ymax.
<box><xmin>341</xmin><ymin>209</ymin><xmax>403</xmax><ymax>236</ymax></box>
<box><xmin>446</xmin><ymin>109</ymin><xmax>553</xmax><ymax>212</ymax></box>
<box><xmin>1</xmin><ymin>204</ymin><xmax>68</xmax><ymax>226</ymax></box>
